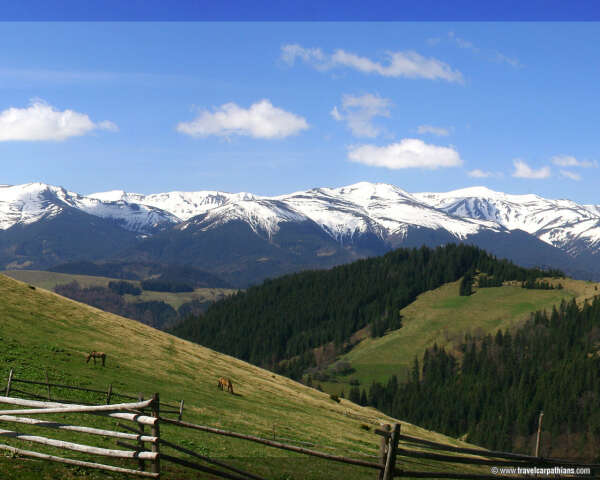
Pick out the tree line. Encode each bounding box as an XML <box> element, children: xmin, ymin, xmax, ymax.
<box><xmin>170</xmin><ymin>244</ymin><xmax>560</xmax><ymax>377</ymax></box>
<box><xmin>355</xmin><ymin>297</ymin><xmax>600</xmax><ymax>460</ymax></box>
<box><xmin>55</xmin><ymin>281</ymin><xmax>208</xmax><ymax>329</ymax></box>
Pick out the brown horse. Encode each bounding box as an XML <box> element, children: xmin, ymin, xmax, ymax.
<box><xmin>86</xmin><ymin>351</ymin><xmax>106</xmax><ymax>367</ymax></box>
<box><xmin>217</xmin><ymin>377</ymin><xmax>234</xmax><ymax>394</ymax></box>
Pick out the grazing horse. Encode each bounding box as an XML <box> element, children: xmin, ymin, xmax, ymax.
<box><xmin>86</xmin><ymin>351</ymin><xmax>106</xmax><ymax>367</ymax></box>
<box><xmin>217</xmin><ymin>377</ymin><xmax>234</xmax><ymax>394</ymax></box>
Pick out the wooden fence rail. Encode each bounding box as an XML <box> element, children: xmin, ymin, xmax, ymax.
<box><xmin>0</xmin><ymin>393</ymin><xmax>160</xmax><ymax>477</ymax></box>
<box><xmin>159</xmin><ymin>416</ymin><xmax>385</xmax><ymax>472</ymax></box>
<box><xmin>0</xmin><ymin>444</ymin><xmax>159</xmax><ymax>478</ymax></box>
<box><xmin>5</xmin><ymin>369</ymin><xmax>184</xmax><ymax>415</ymax></box>
<box><xmin>0</xmin><ymin>414</ymin><xmax>157</xmax><ymax>442</ymax></box>
<box><xmin>396</xmin><ymin>432</ymin><xmax>600</xmax><ymax>468</ymax></box>
<box><xmin>4</xmin><ymin>369</ymin><xmax>600</xmax><ymax>479</ymax></box>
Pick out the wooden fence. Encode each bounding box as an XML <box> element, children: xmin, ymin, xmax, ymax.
<box><xmin>3</xmin><ymin>369</ymin><xmax>600</xmax><ymax>479</ymax></box>
<box><xmin>5</xmin><ymin>368</ymin><xmax>185</xmax><ymax>419</ymax></box>
<box><xmin>0</xmin><ymin>394</ymin><xmax>160</xmax><ymax>477</ymax></box>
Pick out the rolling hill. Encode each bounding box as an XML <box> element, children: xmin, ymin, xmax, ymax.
<box><xmin>170</xmin><ymin>244</ymin><xmax>562</xmax><ymax>378</ymax></box>
<box><xmin>325</xmin><ymin>276</ymin><xmax>600</xmax><ymax>392</ymax></box>
<box><xmin>0</xmin><ymin>273</ymin><xmax>485</xmax><ymax>479</ymax></box>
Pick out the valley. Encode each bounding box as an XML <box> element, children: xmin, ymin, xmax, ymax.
<box><xmin>2</xmin><ymin>269</ymin><xmax>235</xmax><ymax>311</ymax></box>
<box><xmin>0</xmin><ymin>272</ymin><xmax>485</xmax><ymax>479</ymax></box>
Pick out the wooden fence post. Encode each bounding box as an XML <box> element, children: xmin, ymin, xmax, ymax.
<box><xmin>137</xmin><ymin>394</ymin><xmax>146</xmax><ymax>472</ymax></box>
<box><xmin>178</xmin><ymin>399</ymin><xmax>184</xmax><ymax>421</ymax></box>
<box><xmin>382</xmin><ymin>423</ymin><xmax>400</xmax><ymax>480</ymax></box>
<box><xmin>535</xmin><ymin>411</ymin><xmax>544</xmax><ymax>457</ymax></box>
<box><xmin>151</xmin><ymin>393</ymin><xmax>160</xmax><ymax>476</ymax></box>
<box><xmin>377</xmin><ymin>424</ymin><xmax>390</xmax><ymax>480</ymax></box>
<box><xmin>5</xmin><ymin>369</ymin><xmax>13</xmax><ymax>397</ymax></box>
<box><xmin>45</xmin><ymin>370</ymin><xmax>52</xmax><ymax>401</ymax></box>
<box><xmin>106</xmin><ymin>384</ymin><xmax>112</xmax><ymax>405</ymax></box>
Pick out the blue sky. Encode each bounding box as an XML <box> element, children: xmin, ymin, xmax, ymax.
<box><xmin>1</xmin><ymin>22</ymin><xmax>600</xmax><ymax>202</ymax></box>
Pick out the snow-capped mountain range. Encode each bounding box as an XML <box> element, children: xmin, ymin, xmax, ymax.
<box><xmin>1</xmin><ymin>181</ymin><xmax>600</xmax><ymax>284</ymax></box>
<box><xmin>0</xmin><ymin>183</ymin><xmax>177</xmax><ymax>234</ymax></box>
<box><xmin>92</xmin><ymin>182</ymin><xmax>600</xmax><ymax>256</ymax></box>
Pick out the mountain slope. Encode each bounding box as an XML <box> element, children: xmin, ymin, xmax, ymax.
<box><xmin>89</xmin><ymin>189</ymin><xmax>257</xmax><ymax>221</ymax></box>
<box><xmin>415</xmin><ymin>186</ymin><xmax>600</xmax><ymax>257</ymax></box>
<box><xmin>0</xmin><ymin>183</ymin><xmax>177</xmax><ymax>234</ymax></box>
<box><xmin>329</xmin><ymin>276</ymin><xmax>598</xmax><ymax>390</ymax></box>
<box><xmin>170</xmin><ymin>244</ymin><xmax>559</xmax><ymax>376</ymax></box>
<box><xmin>0</xmin><ymin>207</ymin><xmax>139</xmax><ymax>270</ymax></box>
<box><xmin>0</xmin><ymin>273</ymin><xmax>481</xmax><ymax>479</ymax></box>
<box><xmin>3</xmin><ymin>181</ymin><xmax>600</xmax><ymax>283</ymax></box>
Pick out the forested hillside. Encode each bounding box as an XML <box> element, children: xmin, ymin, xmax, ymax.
<box><xmin>171</xmin><ymin>244</ymin><xmax>560</xmax><ymax>377</ymax></box>
<box><xmin>359</xmin><ymin>296</ymin><xmax>600</xmax><ymax>461</ymax></box>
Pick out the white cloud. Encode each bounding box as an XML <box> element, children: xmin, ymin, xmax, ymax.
<box><xmin>347</xmin><ymin>138</ymin><xmax>462</xmax><ymax>170</ymax></box>
<box><xmin>448</xmin><ymin>32</ymin><xmax>480</xmax><ymax>53</ymax></box>
<box><xmin>281</xmin><ymin>44</ymin><xmax>463</xmax><ymax>83</ymax></box>
<box><xmin>98</xmin><ymin>120</ymin><xmax>119</xmax><ymax>132</ymax></box>
<box><xmin>494</xmin><ymin>52</ymin><xmax>521</xmax><ymax>68</ymax></box>
<box><xmin>468</xmin><ymin>169</ymin><xmax>492</xmax><ymax>178</ymax></box>
<box><xmin>0</xmin><ymin>99</ymin><xmax>117</xmax><ymax>141</ymax></box>
<box><xmin>560</xmin><ymin>170</ymin><xmax>582</xmax><ymax>181</ymax></box>
<box><xmin>551</xmin><ymin>155</ymin><xmax>597</xmax><ymax>168</ymax></box>
<box><xmin>280</xmin><ymin>44</ymin><xmax>325</xmax><ymax>66</ymax></box>
<box><xmin>331</xmin><ymin>94</ymin><xmax>391</xmax><ymax>138</ymax></box>
<box><xmin>417</xmin><ymin>125</ymin><xmax>450</xmax><ymax>136</ymax></box>
<box><xmin>512</xmin><ymin>159</ymin><xmax>551</xmax><ymax>179</ymax></box>
<box><xmin>176</xmin><ymin>99</ymin><xmax>309</xmax><ymax>139</ymax></box>
<box><xmin>434</xmin><ymin>33</ymin><xmax>520</xmax><ymax>69</ymax></box>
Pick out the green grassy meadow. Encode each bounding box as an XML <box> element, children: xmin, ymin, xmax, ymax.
<box><xmin>0</xmin><ymin>274</ymin><xmax>488</xmax><ymax>479</ymax></box>
<box><xmin>2</xmin><ymin>270</ymin><xmax>235</xmax><ymax>310</ymax></box>
<box><xmin>325</xmin><ymin>277</ymin><xmax>600</xmax><ymax>393</ymax></box>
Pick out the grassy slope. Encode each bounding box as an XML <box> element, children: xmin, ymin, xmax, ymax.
<box><xmin>0</xmin><ymin>274</ymin><xmax>485</xmax><ymax>479</ymax></box>
<box><xmin>326</xmin><ymin>277</ymin><xmax>600</xmax><ymax>392</ymax></box>
<box><xmin>2</xmin><ymin>270</ymin><xmax>235</xmax><ymax>310</ymax></box>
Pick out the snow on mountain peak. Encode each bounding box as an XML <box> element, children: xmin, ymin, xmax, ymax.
<box><xmin>185</xmin><ymin>198</ymin><xmax>306</xmax><ymax>237</ymax></box>
<box><xmin>3</xmin><ymin>181</ymin><xmax>600</xmax><ymax>257</ymax></box>
<box><xmin>0</xmin><ymin>182</ymin><xmax>67</xmax><ymax>229</ymax></box>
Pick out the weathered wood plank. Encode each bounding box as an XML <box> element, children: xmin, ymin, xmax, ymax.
<box><xmin>382</xmin><ymin>423</ymin><xmax>399</xmax><ymax>480</ymax></box>
<box><xmin>160</xmin><ymin>417</ymin><xmax>384</xmax><ymax>471</ymax></box>
<box><xmin>0</xmin><ymin>443</ymin><xmax>158</xmax><ymax>478</ymax></box>
<box><xmin>161</xmin><ymin>453</ymin><xmax>253</xmax><ymax>480</ymax></box>
<box><xmin>0</xmin><ymin>395</ymin><xmax>158</xmax><ymax>425</ymax></box>
<box><xmin>0</xmin><ymin>427</ymin><xmax>157</xmax><ymax>459</ymax></box>
<box><xmin>5</xmin><ymin>369</ymin><xmax>13</xmax><ymax>397</ymax></box>
<box><xmin>396</xmin><ymin>433</ymin><xmax>597</xmax><ymax>466</ymax></box>
<box><xmin>151</xmin><ymin>393</ymin><xmax>160</xmax><ymax>475</ymax></box>
<box><xmin>535</xmin><ymin>411</ymin><xmax>544</xmax><ymax>457</ymax></box>
<box><xmin>377</xmin><ymin>424</ymin><xmax>390</xmax><ymax>480</ymax></box>
<box><xmin>0</xmin><ymin>414</ymin><xmax>157</xmax><ymax>442</ymax></box>
<box><xmin>0</xmin><ymin>395</ymin><xmax>152</xmax><ymax>413</ymax></box>
<box><xmin>161</xmin><ymin>437</ymin><xmax>266</xmax><ymax>480</ymax></box>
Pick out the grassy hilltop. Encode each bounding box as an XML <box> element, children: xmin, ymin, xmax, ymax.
<box><xmin>326</xmin><ymin>277</ymin><xmax>599</xmax><ymax>392</ymax></box>
<box><xmin>0</xmin><ymin>273</ymin><xmax>484</xmax><ymax>479</ymax></box>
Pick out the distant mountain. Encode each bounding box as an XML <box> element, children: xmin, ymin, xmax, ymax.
<box><xmin>1</xmin><ymin>181</ymin><xmax>600</xmax><ymax>284</ymax></box>
<box><xmin>89</xmin><ymin>189</ymin><xmax>256</xmax><ymax>221</ymax></box>
<box><xmin>0</xmin><ymin>183</ymin><xmax>177</xmax><ymax>234</ymax></box>
<box><xmin>415</xmin><ymin>186</ymin><xmax>600</xmax><ymax>257</ymax></box>
<box><xmin>48</xmin><ymin>261</ymin><xmax>231</xmax><ymax>288</ymax></box>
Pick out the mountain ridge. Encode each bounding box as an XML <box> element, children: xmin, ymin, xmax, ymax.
<box><xmin>2</xmin><ymin>181</ymin><xmax>600</xmax><ymax>284</ymax></box>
